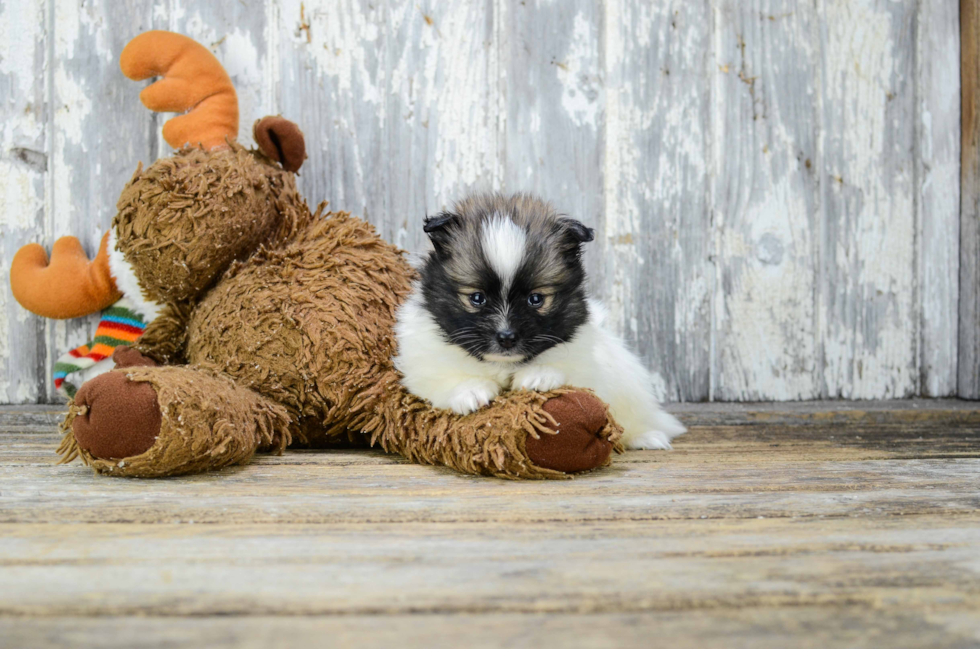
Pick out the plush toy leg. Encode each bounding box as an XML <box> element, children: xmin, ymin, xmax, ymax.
<box><xmin>60</xmin><ymin>365</ymin><xmax>290</xmax><ymax>477</ymax></box>
<box><xmin>364</xmin><ymin>374</ymin><xmax>623</xmax><ymax>479</ymax></box>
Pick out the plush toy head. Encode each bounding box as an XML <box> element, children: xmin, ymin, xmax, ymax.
<box><xmin>9</xmin><ymin>31</ymin><xmax>311</xmax><ymax>396</ymax></box>
<box><xmin>10</xmin><ymin>31</ymin><xmax>309</xmax><ymax>322</ymax></box>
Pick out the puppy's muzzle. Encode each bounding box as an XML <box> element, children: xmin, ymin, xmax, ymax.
<box><xmin>496</xmin><ymin>330</ymin><xmax>518</xmax><ymax>349</ymax></box>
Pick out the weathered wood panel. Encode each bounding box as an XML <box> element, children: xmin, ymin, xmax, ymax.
<box><xmin>960</xmin><ymin>0</ymin><xmax>980</xmax><ymax>399</ymax></box>
<box><xmin>711</xmin><ymin>1</ymin><xmax>821</xmax><ymax>400</ymax></box>
<box><xmin>917</xmin><ymin>1</ymin><xmax>961</xmax><ymax>397</ymax></box>
<box><xmin>604</xmin><ymin>0</ymin><xmax>711</xmax><ymax>402</ymax></box>
<box><xmin>0</xmin><ymin>0</ymin><xmax>47</xmax><ymax>404</ymax></box>
<box><xmin>0</xmin><ymin>1</ymin><xmax>967</xmax><ymax>403</ymax></box>
<box><xmin>5</xmin><ymin>453</ymin><xmax>980</xmax><ymax>523</ymax></box>
<box><xmin>818</xmin><ymin>0</ymin><xmax>918</xmax><ymax>399</ymax></box>
<box><xmin>47</xmin><ymin>0</ymin><xmax>159</xmax><ymax>402</ymax></box>
<box><xmin>382</xmin><ymin>0</ymin><xmax>503</xmax><ymax>251</ymax></box>
<box><xmin>276</xmin><ymin>0</ymin><xmax>389</xmax><ymax>240</ymax></box>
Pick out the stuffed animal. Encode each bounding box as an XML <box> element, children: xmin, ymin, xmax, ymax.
<box><xmin>9</xmin><ymin>31</ymin><xmax>621</xmax><ymax>479</ymax></box>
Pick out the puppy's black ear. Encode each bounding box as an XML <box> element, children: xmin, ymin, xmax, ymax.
<box><xmin>560</xmin><ymin>218</ymin><xmax>595</xmax><ymax>243</ymax></box>
<box><xmin>557</xmin><ymin>218</ymin><xmax>595</xmax><ymax>256</ymax></box>
<box><xmin>423</xmin><ymin>212</ymin><xmax>461</xmax><ymax>256</ymax></box>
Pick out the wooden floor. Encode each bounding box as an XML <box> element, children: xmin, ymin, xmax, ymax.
<box><xmin>1</xmin><ymin>401</ymin><xmax>979</xmax><ymax>648</ymax></box>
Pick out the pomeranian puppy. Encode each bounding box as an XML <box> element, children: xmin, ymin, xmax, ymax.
<box><xmin>393</xmin><ymin>192</ymin><xmax>685</xmax><ymax>449</ymax></box>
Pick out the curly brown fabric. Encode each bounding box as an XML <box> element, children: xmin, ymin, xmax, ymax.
<box><xmin>64</xmin><ymin>366</ymin><xmax>289</xmax><ymax>478</ymax></box>
<box><xmin>113</xmin><ymin>143</ymin><xmax>310</xmax><ymax>306</ymax></box>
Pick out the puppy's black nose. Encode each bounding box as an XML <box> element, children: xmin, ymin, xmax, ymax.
<box><xmin>496</xmin><ymin>330</ymin><xmax>518</xmax><ymax>349</ymax></box>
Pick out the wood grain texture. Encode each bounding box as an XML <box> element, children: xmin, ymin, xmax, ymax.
<box><xmin>960</xmin><ymin>0</ymin><xmax>980</xmax><ymax>399</ymax></box>
<box><xmin>916</xmin><ymin>1</ymin><xmax>961</xmax><ymax>397</ymax></box>
<box><xmin>1</xmin><ymin>401</ymin><xmax>980</xmax><ymax>647</ymax></box>
<box><xmin>604</xmin><ymin>0</ymin><xmax>711</xmax><ymax>402</ymax></box>
<box><xmin>818</xmin><ymin>0</ymin><xmax>918</xmax><ymax>399</ymax></box>
<box><xmin>3</xmin><ymin>609</ymin><xmax>979</xmax><ymax>649</ymax></box>
<box><xmin>2</xmin><ymin>400</ymin><xmax>979</xmax><ymax>525</ymax></box>
<box><xmin>0</xmin><ymin>1</ymin><xmax>967</xmax><ymax>403</ymax></box>
<box><xmin>0</xmin><ymin>0</ymin><xmax>47</xmax><ymax>404</ymax></box>
<box><xmin>276</xmin><ymin>0</ymin><xmax>389</xmax><ymax>239</ymax></box>
<box><xmin>5</xmin><ymin>457</ymin><xmax>980</xmax><ymax>524</ymax></box>
<box><xmin>383</xmin><ymin>0</ymin><xmax>503</xmax><ymax>251</ymax></box>
<box><xmin>2</xmin><ymin>517</ymin><xmax>980</xmax><ymax>616</ymax></box>
<box><xmin>711</xmin><ymin>1</ymin><xmax>820</xmax><ymax>400</ymax></box>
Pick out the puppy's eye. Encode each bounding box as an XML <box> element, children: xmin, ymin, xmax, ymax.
<box><xmin>469</xmin><ymin>292</ymin><xmax>487</xmax><ymax>307</ymax></box>
<box><xmin>527</xmin><ymin>293</ymin><xmax>545</xmax><ymax>309</ymax></box>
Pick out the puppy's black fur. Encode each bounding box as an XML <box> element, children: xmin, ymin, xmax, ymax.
<box><xmin>420</xmin><ymin>193</ymin><xmax>593</xmax><ymax>362</ymax></box>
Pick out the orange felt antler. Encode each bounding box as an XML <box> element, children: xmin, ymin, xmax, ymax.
<box><xmin>120</xmin><ymin>31</ymin><xmax>239</xmax><ymax>150</ymax></box>
<box><xmin>10</xmin><ymin>232</ymin><xmax>122</xmax><ymax>320</ymax></box>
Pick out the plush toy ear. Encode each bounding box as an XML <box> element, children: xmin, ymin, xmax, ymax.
<box><xmin>254</xmin><ymin>116</ymin><xmax>307</xmax><ymax>173</ymax></box>
<box><xmin>423</xmin><ymin>212</ymin><xmax>461</xmax><ymax>255</ymax></box>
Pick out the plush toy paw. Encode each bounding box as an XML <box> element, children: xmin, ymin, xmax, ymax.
<box><xmin>525</xmin><ymin>391</ymin><xmax>614</xmax><ymax>473</ymax></box>
<box><xmin>448</xmin><ymin>379</ymin><xmax>500</xmax><ymax>415</ymax></box>
<box><xmin>111</xmin><ymin>346</ymin><xmax>158</xmax><ymax>369</ymax></box>
<box><xmin>513</xmin><ymin>365</ymin><xmax>566</xmax><ymax>392</ymax></box>
<box><xmin>623</xmin><ymin>430</ymin><xmax>673</xmax><ymax>450</ymax></box>
<box><xmin>72</xmin><ymin>371</ymin><xmax>161</xmax><ymax>460</ymax></box>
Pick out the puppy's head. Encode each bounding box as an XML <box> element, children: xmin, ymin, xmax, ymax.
<box><xmin>419</xmin><ymin>193</ymin><xmax>594</xmax><ymax>363</ymax></box>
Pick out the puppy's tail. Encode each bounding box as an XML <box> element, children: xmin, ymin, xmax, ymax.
<box><xmin>652</xmin><ymin>408</ymin><xmax>687</xmax><ymax>439</ymax></box>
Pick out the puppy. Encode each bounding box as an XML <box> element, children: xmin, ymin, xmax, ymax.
<box><xmin>393</xmin><ymin>192</ymin><xmax>685</xmax><ymax>450</ymax></box>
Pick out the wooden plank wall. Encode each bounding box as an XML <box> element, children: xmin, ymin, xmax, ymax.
<box><xmin>0</xmin><ymin>0</ymin><xmax>964</xmax><ymax>404</ymax></box>
<box><xmin>960</xmin><ymin>0</ymin><xmax>980</xmax><ymax>398</ymax></box>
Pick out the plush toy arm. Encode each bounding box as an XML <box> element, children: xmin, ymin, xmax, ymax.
<box><xmin>358</xmin><ymin>369</ymin><xmax>621</xmax><ymax>479</ymax></box>
<box><xmin>133</xmin><ymin>302</ymin><xmax>193</xmax><ymax>365</ymax></box>
<box><xmin>9</xmin><ymin>232</ymin><xmax>122</xmax><ymax>319</ymax></box>
<box><xmin>120</xmin><ymin>30</ymin><xmax>238</xmax><ymax>151</ymax></box>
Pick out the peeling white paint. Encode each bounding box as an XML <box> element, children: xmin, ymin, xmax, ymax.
<box><xmin>916</xmin><ymin>0</ymin><xmax>961</xmax><ymax>397</ymax></box>
<box><xmin>291</xmin><ymin>0</ymin><xmax>382</xmax><ymax>104</ymax></box>
<box><xmin>0</xmin><ymin>0</ymin><xmax>43</xmax><ymax>97</ymax></box>
<box><xmin>0</xmin><ymin>0</ymin><xmax>965</xmax><ymax>404</ymax></box>
<box><xmin>0</xmin><ymin>0</ymin><xmax>46</xmax><ymax>403</ymax></box>
<box><xmin>820</xmin><ymin>0</ymin><xmax>917</xmax><ymax>399</ymax></box>
<box><xmin>557</xmin><ymin>13</ymin><xmax>601</xmax><ymax>130</ymax></box>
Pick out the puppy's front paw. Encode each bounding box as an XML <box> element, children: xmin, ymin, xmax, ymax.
<box><xmin>447</xmin><ymin>379</ymin><xmax>500</xmax><ymax>415</ymax></box>
<box><xmin>513</xmin><ymin>366</ymin><xmax>566</xmax><ymax>392</ymax></box>
<box><xmin>624</xmin><ymin>430</ymin><xmax>673</xmax><ymax>451</ymax></box>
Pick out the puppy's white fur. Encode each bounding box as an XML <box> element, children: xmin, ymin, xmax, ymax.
<box><xmin>394</xmin><ymin>293</ymin><xmax>686</xmax><ymax>450</ymax></box>
<box><xmin>481</xmin><ymin>215</ymin><xmax>526</xmax><ymax>290</ymax></box>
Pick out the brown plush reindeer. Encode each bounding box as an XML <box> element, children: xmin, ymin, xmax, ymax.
<box><xmin>9</xmin><ymin>31</ymin><xmax>621</xmax><ymax>479</ymax></box>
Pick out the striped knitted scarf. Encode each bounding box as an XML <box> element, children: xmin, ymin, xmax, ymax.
<box><xmin>53</xmin><ymin>298</ymin><xmax>147</xmax><ymax>397</ymax></box>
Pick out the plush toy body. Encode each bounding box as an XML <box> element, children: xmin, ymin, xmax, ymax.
<box><xmin>11</xmin><ymin>32</ymin><xmax>623</xmax><ymax>479</ymax></box>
